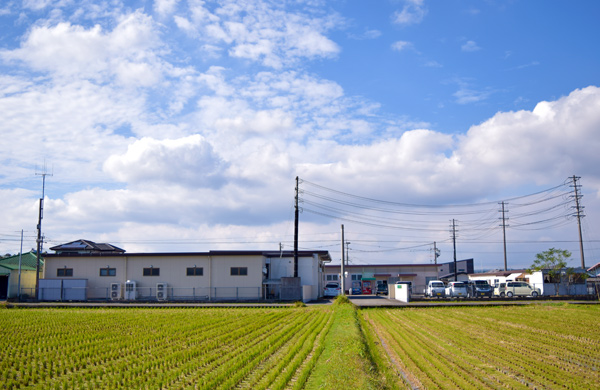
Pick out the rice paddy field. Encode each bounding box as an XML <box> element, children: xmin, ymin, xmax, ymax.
<box><xmin>362</xmin><ymin>304</ymin><xmax>600</xmax><ymax>389</ymax></box>
<box><xmin>1</xmin><ymin>302</ymin><xmax>598</xmax><ymax>389</ymax></box>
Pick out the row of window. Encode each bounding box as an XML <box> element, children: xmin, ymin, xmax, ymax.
<box><xmin>56</xmin><ymin>267</ymin><xmax>248</xmax><ymax>277</ymax></box>
<box><xmin>325</xmin><ymin>274</ymin><xmax>363</xmax><ymax>281</ymax></box>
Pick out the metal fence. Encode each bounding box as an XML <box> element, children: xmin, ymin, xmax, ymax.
<box><xmin>20</xmin><ymin>285</ymin><xmax>303</xmax><ymax>302</ymax></box>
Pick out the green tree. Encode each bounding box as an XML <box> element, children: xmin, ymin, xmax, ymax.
<box><xmin>529</xmin><ymin>248</ymin><xmax>571</xmax><ymax>296</ymax></box>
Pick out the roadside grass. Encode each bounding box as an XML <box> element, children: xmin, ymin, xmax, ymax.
<box><xmin>304</xmin><ymin>296</ymin><xmax>389</xmax><ymax>390</ymax></box>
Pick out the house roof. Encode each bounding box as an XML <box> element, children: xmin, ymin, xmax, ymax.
<box><xmin>469</xmin><ymin>270</ymin><xmax>527</xmax><ymax>277</ymax></box>
<box><xmin>43</xmin><ymin>249</ymin><xmax>331</xmax><ymax>261</ymax></box>
<box><xmin>587</xmin><ymin>262</ymin><xmax>600</xmax><ymax>272</ymax></box>
<box><xmin>325</xmin><ymin>259</ymin><xmax>473</xmax><ymax>269</ymax></box>
<box><xmin>50</xmin><ymin>239</ymin><xmax>125</xmax><ymax>254</ymax></box>
<box><xmin>0</xmin><ymin>251</ymin><xmax>42</xmax><ymax>271</ymax></box>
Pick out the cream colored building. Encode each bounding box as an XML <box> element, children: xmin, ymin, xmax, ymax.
<box><xmin>42</xmin><ymin>240</ymin><xmax>331</xmax><ymax>302</ymax></box>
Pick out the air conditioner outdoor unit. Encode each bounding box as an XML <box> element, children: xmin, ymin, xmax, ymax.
<box><xmin>110</xmin><ymin>283</ymin><xmax>121</xmax><ymax>300</ymax></box>
<box><xmin>125</xmin><ymin>280</ymin><xmax>137</xmax><ymax>300</ymax></box>
<box><xmin>156</xmin><ymin>282</ymin><xmax>168</xmax><ymax>301</ymax></box>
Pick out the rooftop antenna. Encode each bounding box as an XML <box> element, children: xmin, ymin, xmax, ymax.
<box><xmin>34</xmin><ymin>162</ymin><xmax>53</xmax><ymax>300</ymax></box>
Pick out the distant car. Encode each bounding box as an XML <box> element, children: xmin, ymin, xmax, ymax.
<box><xmin>504</xmin><ymin>282</ymin><xmax>540</xmax><ymax>298</ymax></box>
<box><xmin>467</xmin><ymin>280</ymin><xmax>493</xmax><ymax>298</ymax></box>
<box><xmin>323</xmin><ymin>282</ymin><xmax>341</xmax><ymax>297</ymax></box>
<box><xmin>445</xmin><ymin>281</ymin><xmax>468</xmax><ymax>298</ymax></box>
<box><xmin>376</xmin><ymin>283</ymin><xmax>388</xmax><ymax>295</ymax></box>
<box><xmin>494</xmin><ymin>282</ymin><xmax>507</xmax><ymax>297</ymax></box>
<box><xmin>427</xmin><ymin>280</ymin><xmax>446</xmax><ymax>298</ymax></box>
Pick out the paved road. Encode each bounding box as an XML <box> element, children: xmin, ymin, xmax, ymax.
<box><xmin>347</xmin><ymin>295</ymin><xmax>599</xmax><ymax>307</ymax></box>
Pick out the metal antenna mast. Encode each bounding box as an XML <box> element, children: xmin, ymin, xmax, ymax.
<box><xmin>35</xmin><ymin>163</ymin><xmax>52</xmax><ymax>300</ymax></box>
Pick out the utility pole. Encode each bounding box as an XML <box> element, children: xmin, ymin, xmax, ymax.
<box><xmin>499</xmin><ymin>201</ymin><xmax>509</xmax><ymax>271</ymax></box>
<box><xmin>35</xmin><ymin>164</ymin><xmax>52</xmax><ymax>300</ymax></box>
<box><xmin>345</xmin><ymin>241</ymin><xmax>351</xmax><ymax>266</ymax></box>
<box><xmin>341</xmin><ymin>224</ymin><xmax>345</xmax><ymax>295</ymax></box>
<box><xmin>294</xmin><ymin>176</ymin><xmax>299</xmax><ymax>278</ymax></box>
<box><xmin>432</xmin><ymin>241</ymin><xmax>440</xmax><ymax>264</ymax></box>
<box><xmin>451</xmin><ymin>219</ymin><xmax>457</xmax><ymax>281</ymax></box>
<box><xmin>17</xmin><ymin>229</ymin><xmax>23</xmax><ymax>301</ymax></box>
<box><xmin>571</xmin><ymin>175</ymin><xmax>586</xmax><ymax>269</ymax></box>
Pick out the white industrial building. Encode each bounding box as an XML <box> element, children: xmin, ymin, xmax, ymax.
<box><xmin>41</xmin><ymin>240</ymin><xmax>331</xmax><ymax>302</ymax></box>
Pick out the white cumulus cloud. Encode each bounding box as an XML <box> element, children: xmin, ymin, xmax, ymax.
<box><xmin>104</xmin><ymin>135</ymin><xmax>228</xmax><ymax>188</ymax></box>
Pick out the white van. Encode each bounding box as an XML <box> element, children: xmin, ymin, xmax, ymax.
<box><xmin>504</xmin><ymin>282</ymin><xmax>540</xmax><ymax>297</ymax></box>
<box><xmin>445</xmin><ymin>281</ymin><xmax>468</xmax><ymax>298</ymax></box>
<box><xmin>427</xmin><ymin>280</ymin><xmax>446</xmax><ymax>298</ymax></box>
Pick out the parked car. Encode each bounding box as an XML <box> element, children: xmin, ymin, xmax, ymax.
<box><xmin>504</xmin><ymin>282</ymin><xmax>540</xmax><ymax>297</ymax></box>
<box><xmin>376</xmin><ymin>283</ymin><xmax>388</xmax><ymax>295</ymax></box>
<box><xmin>445</xmin><ymin>281</ymin><xmax>468</xmax><ymax>298</ymax></box>
<box><xmin>467</xmin><ymin>280</ymin><xmax>493</xmax><ymax>298</ymax></box>
<box><xmin>426</xmin><ymin>280</ymin><xmax>446</xmax><ymax>298</ymax></box>
<box><xmin>323</xmin><ymin>282</ymin><xmax>341</xmax><ymax>297</ymax></box>
<box><xmin>494</xmin><ymin>282</ymin><xmax>507</xmax><ymax>297</ymax></box>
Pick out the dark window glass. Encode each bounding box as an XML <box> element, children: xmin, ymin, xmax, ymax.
<box><xmin>231</xmin><ymin>267</ymin><xmax>248</xmax><ymax>276</ymax></box>
<box><xmin>143</xmin><ymin>268</ymin><xmax>160</xmax><ymax>276</ymax></box>
<box><xmin>100</xmin><ymin>268</ymin><xmax>116</xmax><ymax>277</ymax></box>
<box><xmin>186</xmin><ymin>267</ymin><xmax>203</xmax><ymax>276</ymax></box>
<box><xmin>57</xmin><ymin>268</ymin><xmax>73</xmax><ymax>277</ymax></box>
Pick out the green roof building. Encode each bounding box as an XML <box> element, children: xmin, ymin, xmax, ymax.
<box><xmin>0</xmin><ymin>252</ymin><xmax>43</xmax><ymax>299</ymax></box>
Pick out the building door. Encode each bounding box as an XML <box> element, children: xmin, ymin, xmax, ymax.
<box><xmin>0</xmin><ymin>275</ymin><xmax>8</xmax><ymax>299</ymax></box>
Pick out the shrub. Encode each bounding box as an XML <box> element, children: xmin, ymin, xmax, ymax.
<box><xmin>333</xmin><ymin>294</ymin><xmax>352</xmax><ymax>306</ymax></box>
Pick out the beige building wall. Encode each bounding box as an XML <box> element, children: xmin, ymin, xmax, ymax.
<box><xmin>43</xmin><ymin>252</ymin><xmax>311</xmax><ymax>300</ymax></box>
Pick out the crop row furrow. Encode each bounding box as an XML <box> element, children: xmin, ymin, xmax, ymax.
<box><xmin>287</xmin><ymin>310</ymin><xmax>335</xmax><ymax>390</ymax></box>
<box><xmin>413</xmin><ymin>309</ymin><xmax>576</xmax><ymax>388</ymax></box>
<box><xmin>265</xmin><ymin>311</ymin><xmax>331</xmax><ymax>390</ymax></box>
<box><xmin>381</xmin><ymin>310</ymin><xmax>508</xmax><ymax>390</ymax></box>
<box><xmin>196</xmin><ymin>310</ymin><xmax>318</xmax><ymax>389</ymax></box>
<box><xmin>122</xmin><ymin>310</ymin><xmax>302</xmax><ymax>389</ymax></box>
<box><xmin>239</xmin><ymin>310</ymin><xmax>330</xmax><ymax>389</ymax></box>
<box><xmin>369</xmin><ymin>310</ymin><xmax>470</xmax><ymax>389</ymax></box>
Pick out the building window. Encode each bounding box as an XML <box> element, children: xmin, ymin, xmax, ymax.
<box><xmin>351</xmin><ymin>274</ymin><xmax>362</xmax><ymax>281</ymax></box>
<box><xmin>187</xmin><ymin>267</ymin><xmax>204</xmax><ymax>276</ymax></box>
<box><xmin>143</xmin><ymin>267</ymin><xmax>160</xmax><ymax>276</ymax></box>
<box><xmin>100</xmin><ymin>268</ymin><xmax>116</xmax><ymax>277</ymax></box>
<box><xmin>57</xmin><ymin>268</ymin><xmax>73</xmax><ymax>277</ymax></box>
<box><xmin>231</xmin><ymin>267</ymin><xmax>248</xmax><ymax>276</ymax></box>
<box><xmin>326</xmin><ymin>274</ymin><xmax>339</xmax><ymax>281</ymax></box>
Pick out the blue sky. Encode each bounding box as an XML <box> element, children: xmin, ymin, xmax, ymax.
<box><xmin>1</xmin><ymin>0</ymin><xmax>599</xmax><ymax>270</ymax></box>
